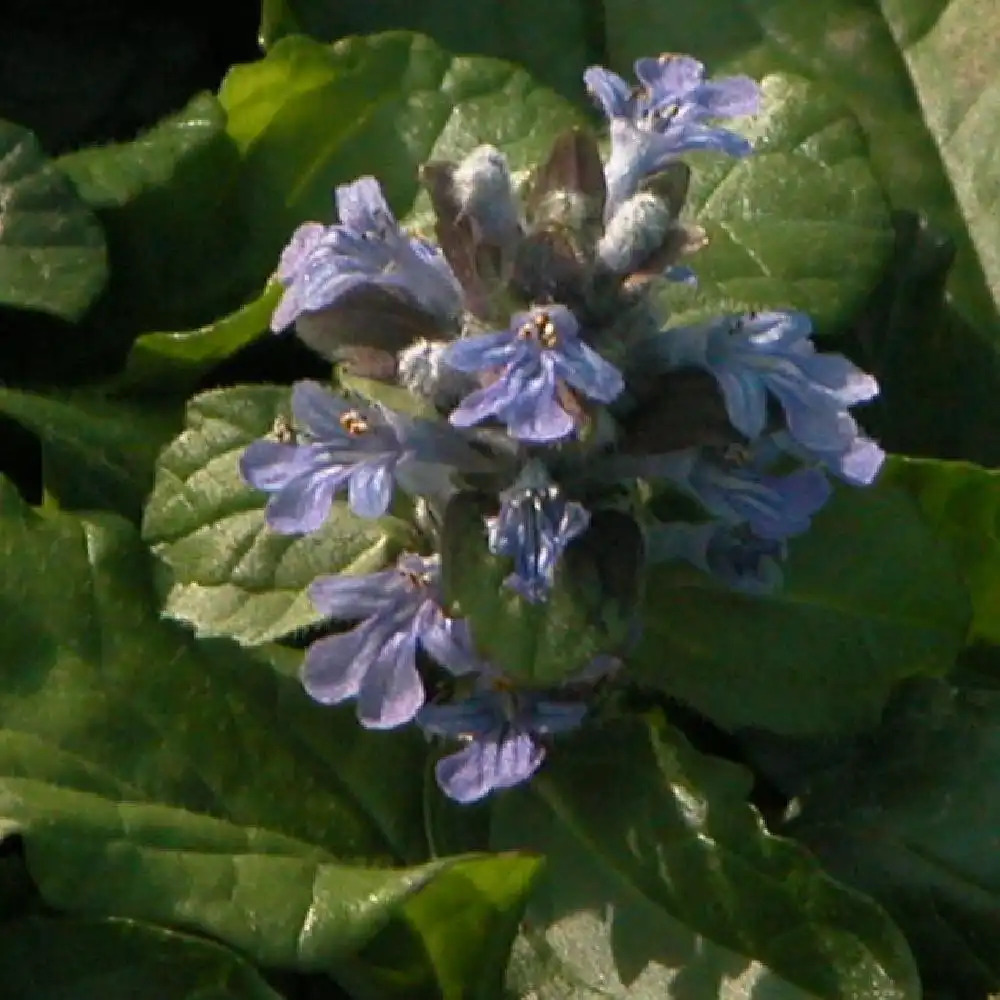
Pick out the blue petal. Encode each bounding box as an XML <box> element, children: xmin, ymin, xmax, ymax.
<box><xmin>277</xmin><ymin>222</ymin><xmax>327</xmax><ymax>284</ymax></box>
<box><xmin>348</xmin><ymin>460</ymin><xmax>395</xmax><ymax>518</ymax></box>
<box><xmin>308</xmin><ymin>569</ymin><xmax>402</xmax><ymax>620</ymax></box>
<box><xmin>291</xmin><ymin>381</ymin><xmax>354</xmax><ymax>441</ymax></box>
<box><xmin>435</xmin><ymin>731</ymin><xmax>545</xmax><ymax>803</ymax></box>
<box><xmin>583</xmin><ymin>66</ymin><xmax>633</xmax><ymax>118</ymax></box>
<box><xmin>692</xmin><ymin>76</ymin><xmax>761</xmax><ymax>117</ymax></box>
<box><xmin>634</xmin><ymin>55</ymin><xmax>705</xmax><ymax>99</ymax></box>
<box><xmin>505</xmin><ymin>364</ymin><xmax>575</xmax><ymax>442</ymax></box>
<box><xmin>826</xmin><ymin>435</ymin><xmax>885</xmax><ymax>486</ymax></box>
<box><xmin>240</xmin><ymin>441</ymin><xmax>325</xmax><ymax>491</ymax></box>
<box><xmin>554</xmin><ymin>337</ymin><xmax>625</xmax><ymax>403</ymax></box>
<box><xmin>356</xmin><ymin>629</ymin><xmax>424</xmax><ymax>729</ymax></box>
<box><xmin>264</xmin><ymin>467</ymin><xmax>349</xmax><ymax>534</ymax></box>
<box><xmin>301</xmin><ymin>617</ymin><xmax>390</xmax><ymax>705</ymax></box>
<box><xmin>449</xmin><ymin>367</ymin><xmax>526</xmax><ymax>429</ymax></box>
<box><xmin>336</xmin><ymin>176</ymin><xmax>393</xmax><ymax>233</ymax></box>
<box><xmin>416</xmin><ymin>606</ymin><xmax>481</xmax><ymax>676</ymax></box>
<box><xmin>715</xmin><ymin>367</ymin><xmax>769</xmax><ymax>439</ymax></box>
<box><xmin>442</xmin><ymin>331</ymin><xmax>519</xmax><ymax>372</ymax></box>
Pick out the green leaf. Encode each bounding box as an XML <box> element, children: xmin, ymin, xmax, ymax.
<box><xmin>603</xmin><ymin>0</ymin><xmax>1000</xmax><ymax>338</ymax></box>
<box><xmin>258</xmin><ymin>0</ymin><xmax>600</xmax><ymax>103</ymax></box>
<box><xmin>657</xmin><ymin>73</ymin><xmax>893</xmax><ymax>331</ymax></box>
<box><xmin>493</xmin><ymin>715</ymin><xmax>919</xmax><ymax>999</ymax></box>
<box><xmin>143</xmin><ymin>384</ymin><xmax>417</xmax><ymax>646</ymax></box>
<box><xmin>788</xmin><ymin>676</ymin><xmax>1000</xmax><ymax>995</ymax></box>
<box><xmin>1</xmin><ymin>917</ymin><xmax>283</xmax><ymax>999</ymax></box>
<box><xmin>0</xmin><ymin>119</ymin><xmax>106</xmax><ymax>321</ymax></box>
<box><xmin>57</xmin><ymin>92</ymin><xmax>244</xmax><ymax>335</ymax></box>
<box><xmin>0</xmin><ymin>387</ymin><xmax>180</xmax><ymax>522</ymax></box>
<box><xmin>883</xmin><ymin>456</ymin><xmax>1000</xmax><ymax>645</ymax></box>
<box><xmin>442</xmin><ymin>493</ymin><xmax>641</xmax><ymax>684</ymax></box>
<box><xmin>217</xmin><ymin>32</ymin><xmax>586</xmax><ymax>299</ymax></box>
<box><xmin>118</xmin><ymin>283</ymin><xmax>281</xmax><ymax>395</ymax></box>
<box><xmin>632</xmin><ymin>481</ymin><xmax>969</xmax><ymax>734</ymax></box>
<box><xmin>0</xmin><ymin>476</ymin><xmax>535</xmax><ymax>990</ymax></box>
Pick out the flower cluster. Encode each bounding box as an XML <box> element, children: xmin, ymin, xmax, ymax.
<box><xmin>241</xmin><ymin>55</ymin><xmax>884</xmax><ymax>803</ymax></box>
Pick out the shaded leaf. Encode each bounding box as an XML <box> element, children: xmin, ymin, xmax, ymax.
<box><xmin>2</xmin><ymin>917</ymin><xmax>283</xmax><ymax>1000</ymax></box>
<box><xmin>0</xmin><ymin>387</ymin><xmax>180</xmax><ymax>522</ymax></box>
<box><xmin>0</xmin><ymin>118</ymin><xmax>106</xmax><ymax>321</ymax></box>
<box><xmin>494</xmin><ymin>715</ymin><xmax>919</xmax><ymax>999</ymax></box>
<box><xmin>789</xmin><ymin>676</ymin><xmax>1000</xmax><ymax>995</ymax></box>
<box><xmin>143</xmin><ymin>384</ymin><xmax>417</xmax><ymax>646</ymax></box>
<box><xmin>654</xmin><ymin>73</ymin><xmax>893</xmax><ymax>331</ymax></box>
<box><xmin>632</xmin><ymin>481</ymin><xmax>969</xmax><ymax>734</ymax></box>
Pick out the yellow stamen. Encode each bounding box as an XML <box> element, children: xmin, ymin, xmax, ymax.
<box><xmin>339</xmin><ymin>411</ymin><xmax>369</xmax><ymax>435</ymax></box>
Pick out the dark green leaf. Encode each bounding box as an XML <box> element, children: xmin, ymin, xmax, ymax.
<box><xmin>883</xmin><ymin>456</ymin><xmax>1000</xmax><ymax>645</ymax></box>
<box><xmin>632</xmin><ymin>481</ymin><xmax>969</xmax><ymax>734</ymax></box>
<box><xmin>0</xmin><ymin>387</ymin><xmax>180</xmax><ymax>522</ymax></box>
<box><xmin>118</xmin><ymin>283</ymin><xmax>281</xmax><ymax>395</ymax></box>
<box><xmin>258</xmin><ymin>0</ymin><xmax>601</xmax><ymax>103</ymax></box>
<box><xmin>0</xmin><ymin>118</ymin><xmax>106</xmax><ymax>321</ymax></box>
<box><xmin>494</xmin><ymin>715</ymin><xmax>919</xmax><ymax>999</ymax></box>
<box><xmin>789</xmin><ymin>676</ymin><xmax>1000</xmax><ymax>995</ymax></box>
<box><xmin>442</xmin><ymin>493</ymin><xmax>641</xmax><ymax>684</ymax></box>
<box><xmin>143</xmin><ymin>384</ymin><xmax>417</xmax><ymax>645</ymax></box>
<box><xmin>604</xmin><ymin>0</ymin><xmax>1000</xmax><ymax>338</ymax></box>
<box><xmin>0</xmin><ymin>476</ymin><xmax>535</xmax><ymax>989</ymax></box>
<box><xmin>656</xmin><ymin>73</ymin><xmax>893</xmax><ymax>331</ymax></box>
<box><xmin>57</xmin><ymin>92</ymin><xmax>244</xmax><ymax>336</ymax></box>
<box><xmin>1</xmin><ymin>917</ymin><xmax>283</xmax><ymax>999</ymax></box>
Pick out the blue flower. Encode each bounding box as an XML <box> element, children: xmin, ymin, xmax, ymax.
<box><xmin>240</xmin><ymin>380</ymin><xmax>462</xmax><ymax>533</ymax></box>
<box><xmin>584</xmin><ymin>55</ymin><xmax>760</xmax><ymax>213</ymax></box>
<box><xmin>487</xmin><ymin>463</ymin><xmax>590</xmax><ymax>602</ymax></box>
<box><xmin>271</xmin><ymin>176</ymin><xmax>462</xmax><ymax>332</ymax></box>
<box><xmin>650</xmin><ymin>521</ymin><xmax>786</xmax><ymax>593</ymax></box>
<box><xmin>418</xmin><ymin>688</ymin><xmax>586</xmax><ymax>802</ymax></box>
<box><xmin>442</xmin><ymin>305</ymin><xmax>624</xmax><ymax>443</ymax></box>
<box><xmin>649</xmin><ymin>446</ymin><xmax>831</xmax><ymax>540</ymax></box>
<box><xmin>657</xmin><ymin>311</ymin><xmax>884</xmax><ymax>485</ymax></box>
<box><xmin>302</xmin><ymin>554</ymin><xmax>475</xmax><ymax>729</ymax></box>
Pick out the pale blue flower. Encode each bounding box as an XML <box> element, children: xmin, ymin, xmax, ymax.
<box><xmin>656</xmin><ymin>311</ymin><xmax>884</xmax><ymax>485</ymax></box>
<box><xmin>271</xmin><ymin>176</ymin><xmax>462</xmax><ymax>331</ymax></box>
<box><xmin>419</xmin><ymin>688</ymin><xmax>586</xmax><ymax>803</ymax></box>
<box><xmin>240</xmin><ymin>380</ymin><xmax>463</xmax><ymax>533</ymax></box>
<box><xmin>302</xmin><ymin>554</ymin><xmax>475</xmax><ymax>729</ymax></box>
<box><xmin>584</xmin><ymin>55</ymin><xmax>759</xmax><ymax>213</ymax></box>
<box><xmin>443</xmin><ymin>305</ymin><xmax>624</xmax><ymax>443</ymax></box>
<box><xmin>487</xmin><ymin>463</ymin><xmax>590</xmax><ymax>602</ymax></box>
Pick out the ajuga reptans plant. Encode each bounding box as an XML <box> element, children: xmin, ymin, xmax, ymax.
<box><xmin>240</xmin><ymin>53</ymin><xmax>884</xmax><ymax>804</ymax></box>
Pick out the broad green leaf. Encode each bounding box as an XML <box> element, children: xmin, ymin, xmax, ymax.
<box><xmin>217</xmin><ymin>32</ymin><xmax>586</xmax><ymax>298</ymax></box>
<box><xmin>0</xmin><ymin>387</ymin><xmax>180</xmax><ymax>522</ymax></box>
<box><xmin>658</xmin><ymin>73</ymin><xmax>893</xmax><ymax>331</ymax></box>
<box><xmin>143</xmin><ymin>384</ymin><xmax>416</xmax><ymax>645</ymax></box>
<box><xmin>0</xmin><ymin>119</ymin><xmax>106</xmax><ymax>320</ymax></box>
<box><xmin>118</xmin><ymin>283</ymin><xmax>281</xmax><ymax>395</ymax></box>
<box><xmin>788</xmin><ymin>677</ymin><xmax>1000</xmax><ymax>995</ymax></box>
<box><xmin>337</xmin><ymin>853</ymin><xmax>544</xmax><ymax>1000</ymax></box>
<box><xmin>493</xmin><ymin>715</ymin><xmax>919</xmax><ymax>999</ymax></box>
<box><xmin>57</xmin><ymin>92</ymin><xmax>244</xmax><ymax>335</ymax></box>
<box><xmin>2</xmin><ymin>917</ymin><xmax>283</xmax><ymax>999</ymax></box>
<box><xmin>632</xmin><ymin>481</ymin><xmax>969</xmax><ymax>734</ymax></box>
<box><xmin>604</xmin><ymin>0</ymin><xmax>1000</xmax><ymax>338</ymax></box>
<box><xmin>442</xmin><ymin>493</ymin><xmax>641</xmax><ymax>684</ymax></box>
<box><xmin>0</xmin><ymin>476</ymin><xmax>535</xmax><ymax>990</ymax></box>
<box><xmin>884</xmin><ymin>456</ymin><xmax>1000</xmax><ymax>645</ymax></box>
<box><xmin>258</xmin><ymin>0</ymin><xmax>599</xmax><ymax>103</ymax></box>
<box><xmin>840</xmin><ymin>212</ymin><xmax>1000</xmax><ymax>467</ymax></box>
